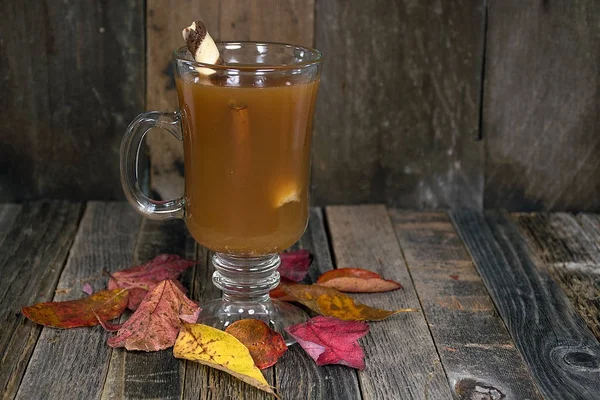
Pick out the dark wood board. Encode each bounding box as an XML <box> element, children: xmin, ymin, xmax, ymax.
<box><xmin>101</xmin><ymin>218</ymin><xmax>197</xmax><ymax>400</ymax></box>
<box><xmin>276</xmin><ymin>208</ymin><xmax>362</xmax><ymax>400</ymax></box>
<box><xmin>578</xmin><ymin>214</ymin><xmax>600</xmax><ymax>247</ymax></box>
<box><xmin>326</xmin><ymin>205</ymin><xmax>453</xmax><ymax>400</ymax></box>
<box><xmin>0</xmin><ymin>201</ymin><xmax>82</xmax><ymax>399</ymax></box>
<box><xmin>15</xmin><ymin>203</ymin><xmax>141</xmax><ymax>400</ymax></box>
<box><xmin>146</xmin><ymin>0</ymin><xmax>315</xmax><ymax>201</ymax></box>
<box><xmin>482</xmin><ymin>0</ymin><xmax>600</xmax><ymax>211</ymax></box>
<box><xmin>390</xmin><ymin>210</ymin><xmax>541</xmax><ymax>399</ymax></box>
<box><xmin>451</xmin><ymin>210</ymin><xmax>600</xmax><ymax>400</ymax></box>
<box><xmin>312</xmin><ymin>0</ymin><xmax>485</xmax><ymax>208</ymax></box>
<box><xmin>514</xmin><ymin>212</ymin><xmax>600</xmax><ymax>340</ymax></box>
<box><xmin>0</xmin><ymin>1</ymin><xmax>145</xmax><ymax>202</ymax></box>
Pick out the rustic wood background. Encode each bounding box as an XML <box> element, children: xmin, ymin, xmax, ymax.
<box><xmin>1</xmin><ymin>0</ymin><xmax>598</xmax><ymax>211</ymax></box>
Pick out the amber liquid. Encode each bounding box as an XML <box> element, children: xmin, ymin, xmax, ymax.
<box><xmin>176</xmin><ymin>75</ymin><xmax>319</xmax><ymax>255</ymax></box>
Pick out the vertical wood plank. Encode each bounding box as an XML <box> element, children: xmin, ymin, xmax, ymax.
<box><xmin>0</xmin><ymin>202</ymin><xmax>82</xmax><ymax>399</ymax></box>
<box><xmin>451</xmin><ymin>210</ymin><xmax>600</xmax><ymax>399</ymax></box>
<box><xmin>390</xmin><ymin>211</ymin><xmax>540</xmax><ymax>399</ymax></box>
<box><xmin>514</xmin><ymin>213</ymin><xmax>600</xmax><ymax>340</ymax></box>
<box><xmin>326</xmin><ymin>205</ymin><xmax>452</xmax><ymax>400</ymax></box>
<box><xmin>313</xmin><ymin>0</ymin><xmax>485</xmax><ymax>208</ymax></box>
<box><xmin>101</xmin><ymin>218</ymin><xmax>197</xmax><ymax>400</ymax></box>
<box><xmin>483</xmin><ymin>0</ymin><xmax>600</xmax><ymax>211</ymax></box>
<box><xmin>15</xmin><ymin>203</ymin><xmax>141</xmax><ymax>400</ymax></box>
<box><xmin>276</xmin><ymin>208</ymin><xmax>362</xmax><ymax>400</ymax></box>
<box><xmin>0</xmin><ymin>1</ymin><xmax>144</xmax><ymax>201</ymax></box>
<box><xmin>146</xmin><ymin>0</ymin><xmax>314</xmax><ymax>201</ymax></box>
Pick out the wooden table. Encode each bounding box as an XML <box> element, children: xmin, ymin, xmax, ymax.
<box><xmin>1</xmin><ymin>202</ymin><xmax>600</xmax><ymax>400</ymax></box>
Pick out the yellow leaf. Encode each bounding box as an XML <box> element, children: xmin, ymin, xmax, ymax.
<box><xmin>282</xmin><ymin>283</ymin><xmax>418</xmax><ymax>321</ymax></box>
<box><xmin>174</xmin><ymin>323</ymin><xmax>278</xmax><ymax>398</ymax></box>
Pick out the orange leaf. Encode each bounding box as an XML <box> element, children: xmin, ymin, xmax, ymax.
<box><xmin>22</xmin><ymin>289</ymin><xmax>129</xmax><ymax>328</ymax></box>
<box><xmin>225</xmin><ymin>319</ymin><xmax>287</xmax><ymax>369</ymax></box>
<box><xmin>316</xmin><ymin>268</ymin><xmax>402</xmax><ymax>293</ymax></box>
<box><xmin>225</xmin><ymin>319</ymin><xmax>288</xmax><ymax>369</ymax></box>
<box><xmin>269</xmin><ymin>278</ymin><xmax>296</xmax><ymax>302</ymax></box>
<box><xmin>281</xmin><ymin>283</ymin><xmax>416</xmax><ymax>321</ymax></box>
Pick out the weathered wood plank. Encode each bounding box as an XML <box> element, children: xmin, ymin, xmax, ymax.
<box><xmin>390</xmin><ymin>211</ymin><xmax>540</xmax><ymax>399</ymax></box>
<box><xmin>0</xmin><ymin>201</ymin><xmax>82</xmax><ymax>399</ymax></box>
<box><xmin>146</xmin><ymin>0</ymin><xmax>315</xmax><ymax>201</ymax></box>
<box><xmin>578</xmin><ymin>214</ymin><xmax>600</xmax><ymax>246</ymax></box>
<box><xmin>451</xmin><ymin>210</ymin><xmax>600</xmax><ymax>400</ymax></box>
<box><xmin>101</xmin><ymin>218</ymin><xmax>196</xmax><ymax>400</ymax></box>
<box><xmin>16</xmin><ymin>203</ymin><xmax>141</xmax><ymax>400</ymax></box>
<box><xmin>514</xmin><ymin>212</ymin><xmax>600</xmax><ymax>341</ymax></box>
<box><xmin>326</xmin><ymin>205</ymin><xmax>452</xmax><ymax>400</ymax></box>
<box><xmin>312</xmin><ymin>0</ymin><xmax>485</xmax><ymax>208</ymax></box>
<box><xmin>483</xmin><ymin>0</ymin><xmax>600</xmax><ymax>211</ymax></box>
<box><xmin>276</xmin><ymin>208</ymin><xmax>362</xmax><ymax>400</ymax></box>
<box><xmin>0</xmin><ymin>1</ymin><xmax>144</xmax><ymax>201</ymax></box>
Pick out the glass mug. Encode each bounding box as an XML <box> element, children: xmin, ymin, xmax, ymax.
<box><xmin>120</xmin><ymin>42</ymin><xmax>322</xmax><ymax>342</ymax></box>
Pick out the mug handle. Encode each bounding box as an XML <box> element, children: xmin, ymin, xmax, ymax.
<box><xmin>120</xmin><ymin>111</ymin><xmax>185</xmax><ymax>220</ymax></box>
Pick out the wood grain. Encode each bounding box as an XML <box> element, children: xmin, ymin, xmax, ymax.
<box><xmin>483</xmin><ymin>0</ymin><xmax>600</xmax><ymax>211</ymax></box>
<box><xmin>0</xmin><ymin>201</ymin><xmax>82</xmax><ymax>400</ymax></box>
<box><xmin>514</xmin><ymin>212</ymin><xmax>600</xmax><ymax>340</ymax></box>
<box><xmin>326</xmin><ymin>205</ymin><xmax>452</xmax><ymax>400</ymax></box>
<box><xmin>451</xmin><ymin>210</ymin><xmax>600</xmax><ymax>399</ymax></box>
<box><xmin>0</xmin><ymin>1</ymin><xmax>144</xmax><ymax>201</ymax></box>
<box><xmin>390</xmin><ymin>211</ymin><xmax>540</xmax><ymax>399</ymax></box>
<box><xmin>146</xmin><ymin>0</ymin><xmax>315</xmax><ymax>201</ymax></box>
<box><xmin>15</xmin><ymin>203</ymin><xmax>141</xmax><ymax>400</ymax></box>
<box><xmin>578</xmin><ymin>214</ymin><xmax>600</xmax><ymax>245</ymax></box>
<box><xmin>312</xmin><ymin>0</ymin><xmax>485</xmax><ymax>208</ymax></box>
<box><xmin>101</xmin><ymin>218</ymin><xmax>196</xmax><ymax>400</ymax></box>
<box><xmin>276</xmin><ymin>208</ymin><xmax>362</xmax><ymax>400</ymax></box>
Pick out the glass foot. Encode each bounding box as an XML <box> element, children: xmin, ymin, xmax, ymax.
<box><xmin>197</xmin><ymin>298</ymin><xmax>309</xmax><ymax>345</ymax></box>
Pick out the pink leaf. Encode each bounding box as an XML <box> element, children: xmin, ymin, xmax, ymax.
<box><xmin>107</xmin><ymin>280</ymin><xmax>200</xmax><ymax>351</ymax></box>
<box><xmin>279</xmin><ymin>250</ymin><xmax>312</xmax><ymax>282</ymax></box>
<box><xmin>286</xmin><ymin>316</ymin><xmax>369</xmax><ymax>369</ymax></box>
<box><xmin>82</xmin><ymin>283</ymin><xmax>94</xmax><ymax>295</ymax></box>
<box><xmin>108</xmin><ymin>254</ymin><xmax>196</xmax><ymax>310</ymax></box>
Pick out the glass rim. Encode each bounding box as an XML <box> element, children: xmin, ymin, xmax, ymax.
<box><xmin>173</xmin><ymin>41</ymin><xmax>323</xmax><ymax>71</ymax></box>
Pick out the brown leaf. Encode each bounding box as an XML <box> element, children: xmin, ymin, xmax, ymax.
<box><xmin>107</xmin><ymin>280</ymin><xmax>200</xmax><ymax>351</ymax></box>
<box><xmin>316</xmin><ymin>268</ymin><xmax>402</xmax><ymax>292</ymax></box>
<box><xmin>22</xmin><ymin>289</ymin><xmax>129</xmax><ymax>329</ymax></box>
<box><xmin>225</xmin><ymin>319</ymin><xmax>287</xmax><ymax>369</ymax></box>
<box><xmin>281</xmin><ymin>283</ymin><xmax>417</xmax><ymax>321</ymax></box>
<box><xmin>269</xmin><ymin>278</ymin><xmax>296</xmax><ymax>301</ymax></box>
<box><xmin>108</xmin><ymin>254</ymin><xmax>195</xmax><ymax>310</ymax></box>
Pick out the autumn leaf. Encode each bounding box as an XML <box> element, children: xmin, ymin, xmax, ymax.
<box><xmin>174</xmin><ymin>323</ymin><xmax>278</xmax><ymax>398</ymax></box>
<box><xmin>108</xmin><ymin>254</ymin><xmax>196</xmax><ymax>310</ymax></box>
<box><xmin>82</xmin><ymin>283</ymin><xmax>94</xmax><ymax>295</ymax></box>
<box><xmin>269</xmin><ymin>278</ymin><xmax>296</xmax><ymax>301</ymax></box>
<box><xmin>107</xmin><ymin>280</ymin><xmax>200</xmax><ymax>351</ymax></box>
<box><xmin>286</xmin><ymin>316</ymin><xmax>369</xmax><ymax>369</ymax></box>
<box><xmin>22</xmin><ymin>289</ymin><xmax>129</xmax><ymax>329</ymax></box>
<box><xmin>225</xmin><ymin>319</ymin><xmax>287</xmax><ymax>369</ymax></box>
<box><xmin>316</xmin><ymin>268</ymin><xmax>402</xmax><ymax>293</ymax></box>
<box><xmin>281</xmin><ymin>283</ymin><xmax>417</xmax><ymax>321</ymax></box>
<box><xmin>279</xmin><ymin>250</ymin><xmax>312</xmax><ymax>282</ymax></box>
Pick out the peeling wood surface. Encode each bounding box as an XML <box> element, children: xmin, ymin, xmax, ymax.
<box><xmin>3</xmin><ymin>203</ymin><xmax>600</xmax><ymax>399</ymax></box>
<box><xmin>483</xmin><ymin>0</ymin><xmax>600</xmax><ymax>211</ymax></box>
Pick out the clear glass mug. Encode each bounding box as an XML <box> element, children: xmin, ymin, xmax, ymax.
<box><xmin>120</xmin><ymin>42</ymin><xmax>322</xmax><ymax>342</ymax></box>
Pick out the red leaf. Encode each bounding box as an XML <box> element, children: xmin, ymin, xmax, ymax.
<box><xmin>22</xmin><ymin>289</ymin><xmax>129</xmax><ymax>329</ymax></box>
<box><xmin>286</xmin><ymin>316</ymin><xmax>369</xmax><ymax>369</ymax></box>
<box><xmin>278</xmin><ymin>250</ymin><xmax>312</xmax><ymax>282</ymax></box>
<box><xmin>107</xmin><ymin>280</ymin><xmax>200</xmax><ymax>351</ymax></box>
<box><xmin>316</xmin><ymin>268</ymin><xmax>402</xmax><ymax>293</ymax></box>
<box><xmin>108</xmin><ymin>254</ymin><xmax>196</xmax><ymax>310</ymax></box>
<box><xmin>82</xmin><ymin>283</ymin><xmax>94</xmax><ymax>295</ymax></box>
<box><xmin>225</xmin><ymin>319</ymin><xmax>288</xmax><ymax>369</ymax></box>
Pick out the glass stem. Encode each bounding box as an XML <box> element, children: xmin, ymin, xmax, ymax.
<box><xmin>212</xmin><ymin>253</ymin><xmax>281</xmax><ymax>303</ymax></box>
